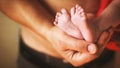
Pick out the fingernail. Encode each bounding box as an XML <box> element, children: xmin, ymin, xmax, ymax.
<box><xmin>88</xmin><ymin>44</ymin><xmax>97</xmax><ymax>54</ymax></box>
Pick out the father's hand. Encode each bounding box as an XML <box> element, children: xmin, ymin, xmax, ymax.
<box><xmin>96</xmin><ymin>27</ymin><xmax>114</xmax><ymax>55</ymax></box>
<box><xmin>49</xmin><ymin>27</ymin><xmax>98</xmax><ymax>66</ymax></box>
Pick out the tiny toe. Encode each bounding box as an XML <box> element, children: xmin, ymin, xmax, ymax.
<box><xmin>53</xmin><ymin>21</ymin><xmax>58</xmax><ymax>25</ymax></box>
<box><xmin>55</xmin><ymin>14</ymin><xmax>58</xmax><ymax>18</ymax></box>
<box><xmin>55</xmin><ymin>17</ymin><xmax>58</xmax><ymax>22</ymax></box>
<box><xmin>78</xmin><ymin>12</ymin><xmax>85</xmax><ymax>18</ymax></box>
<box><xmin>75</xmin><ymin>4</ymin><xmax>79</xmax><ymax>8</ymax></box>
<box><xmin>77</xmin><ymin>9</ymin><xmax>81</xmax><ymax>14</ymax></box>
<box><xmin>55</xmin><ymin>12</ymin><xmax>61</xmax><ymax>20</ymax></box>
<box><xmin>61</xmin><ymin>8</ymin><xmax>67</xmax><ymax>14</ymax></box>
<box><xmin>56</xmin><ymin>12</ymin><xmax>62</xmax><ymax>17</ymax></box>
<box><xmin>76</xmin><ymin>4</ymin><xmax>81</xmax><ymax>9</ymax></box>
<box><xmin>81</xmin><ymin>12</ymin><xmax>85</xmax><ymax>17</ymax></box>
<box><xmin>80</xmin><ymin>8</ymin><xmax>84</xmax><ymax>13</ymax></box>
<box><xmin>76</xmin><ymin>7</ymin><xmax>83</xmax><ymax>14</ymax></box>
<box><xmin>70</xmin><ymin>7</ymin><xmax>75</xmax><ymax>16</ymax></box>
<box><xmin>78</xmin><ymin>7</ymin><xmax>83</xmax><ymax>12</ymax></box>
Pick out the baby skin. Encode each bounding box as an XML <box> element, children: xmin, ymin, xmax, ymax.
<box><xmin>54</xmin><ymin>8</ymin><xmax>83</xmax><ymax>39</ymax></box>
<box><xmin>54</xmin><ymin>5</ymin><xmax>94</xmax><ymax>42</ymax></box>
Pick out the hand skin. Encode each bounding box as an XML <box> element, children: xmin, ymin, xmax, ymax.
<box><xmin>50</xmin><ymin>26</ymin><xmax>98</xmax><ymax>66</ymax></box>
<box><xmin>88</xmin><ymin>0</ymin><xmax>120</xmax><ymax>57</ymax></box>
<box><xmin>51</xmin><ymin>0</ymin><xmax>120</xmax><ymax>66</ymax></box>
<box><xmin>76</xmin><ymin>0</ymin><xmax>120</xmax><ymax>52</ymax></box>
<box><xmin>0</xmin><ymin>0</ymin><xmax>98</xmax><ymax>66</ymax></box>
<box><xmin>79</xmin><ymin>0</ymin><xmax>120</xmax><ymax>58</ymax></box>
<box><xmin>1</xmin><ymin>0</ymin><xmax>118</xmax><ymax>67</ymax></box>
<box><xmin>49</xmin><ymin>0</ymin><xmax>120</xmax><ymax>66</ymax></box>
<box><xmin>78</xmin><ymin>0</ymin><xmax>120</xmax><ymax>66</ymax></box>
<box><xmin>81</xmin><ymin>0</ymin><xmax>120</xmax><ymax>44</ymax></box>
<box><xmin>94</xmin><ymin>0</ymin><xmax>120</xmax><ymax>33</ymax></box>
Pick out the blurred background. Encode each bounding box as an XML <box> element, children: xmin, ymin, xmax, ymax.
<box><xmin>0</xmin><ymin>12</ymin><xmax>18</xmax><ymax>68</ymax></box>
<box><xmin>0</xmin><ymin>11</ymin><xmax>120</xmax><ymax>68</ymax></box>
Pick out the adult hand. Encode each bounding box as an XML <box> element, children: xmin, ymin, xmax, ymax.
<box><xmin>49</xmin><ymin>26</ymin><xmax>98</xmax><ymax>66</ymax></box>
<box><xmin>95</xmin><ymin>27</ymin><xmax>114</xmax><ymax>55</ymax></box>
<box><xmin>49</xmin><ymin>26</ymin><xmax>114</xmax><ymax>66</ymax></box>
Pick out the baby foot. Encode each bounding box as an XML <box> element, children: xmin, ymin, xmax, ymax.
<box><xmin>71</xmin><ymin>5</ymin><xmax>94</xmax><ymax>42</ymax></box>
<box><xmin>54</xmin><ymin>8</ymin><xmax>83</xmax><ymax>39</ymax></box>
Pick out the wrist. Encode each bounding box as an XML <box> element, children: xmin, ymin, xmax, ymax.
<box><xmin>29</xmin><ymin>20</ymin><xmax>54</xmax><ymax>42</ymax></box>
<box><xmin>40</xmin><ymin>25</ymin><xmax>54</xmax><ymax>42</ymax></box>
<box><xmin>47</xmin><ymin>26</ymin><xmax>59</xmax><ymax>41</ymax></box>
<box><xmin>47</xmin><ymin>26</ymin><xmax>66</xmax><ymax>43</ymax></box>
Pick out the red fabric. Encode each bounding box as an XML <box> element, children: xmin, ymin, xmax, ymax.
<box><xmin>106</xmin><ymin>41</ymin><xmax>120</xmax><ymax>51</ymax></box>
<box><xmin>97</xmin><ymin>0</ymin><xmax>113</xmax><ymax>16</ymax></box>
<box><xmin>97</xmin><ymin>0</ymin><xmax>120</xmax><ymax>51</ymax></box>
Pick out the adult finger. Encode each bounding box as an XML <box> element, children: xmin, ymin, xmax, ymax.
<box><xmin>96</xmin><ymin>28</ymin><xmax>114</xmax><ymax>54</ymax></box>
